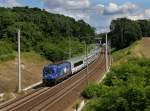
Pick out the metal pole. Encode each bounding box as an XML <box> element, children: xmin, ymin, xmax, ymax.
<box><xmin>109</xmin><ymin>40</ymin><xmax>111</xmax><ymax>67</ymax></box>
<box><xmin>85</xmin><ymin>41</ymin><xmax>89</xmax><ymax>84</ymax></box>
<box><xmin>69</xmin><ymin>36</ymin><xmax>71</xmax><ymax>59</ymax></box>
<box><xmin>105</xmin><ymin>33</ymin><xmax>108</xmax><ymax>72</ymax></box>
<box><xmin>18</xmin><ymin>29</ymin><xmax>21</xmax><ymax>93</ymax></box>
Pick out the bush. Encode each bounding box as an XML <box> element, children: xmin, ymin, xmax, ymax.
<box><xmin>137</xmin><ymin>58</ymin><xmax>150</xmax><ymax>67</ymax></box>
<box><xmin>0</xmin><ymin>41</ymin><xmax>13</xmax><ymax>54</ymax></box>
<box><xmin>0</xmin><ymin>41</ymin><xmax>15</xmax><ymax>61</ymax></box>
<box><xmin>37</xmin><ymin>38</ymin><xmax>85</xmax><ymax>62</ymax></box>
<box><xmin>82</xmin><ymin>58</ymin><xmax>150</xmax><ymax>111</ymax></box>
<box><xmin>39</xmin><ymin>41</ymin><xmax>66</xmax><ymax>62</ymax></box>
<box><xmin>122</xmin><ymin>88</ymin><xmax>146</xmax><ymax>111</ymax></box>
<box><xmin>82</xmin><ymin>83</ymin><xmax>100</xmax><ymax>99</ymax></box>
<box><xmin>144</xmin><ymin>86</ymin><xmax>150</xmax><ymax>104</ymax></box>
<box><xmin>145</xmin><ymin>106</ymin><xmax>150</xmax><ymax>111</ymax></box>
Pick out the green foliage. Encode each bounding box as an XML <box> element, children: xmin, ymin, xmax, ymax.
<box><xmin>144</xmin><ymin>86</ymin><xmax>150</xmax><ymax>104</ymax></box>
<box><xmin>5</xmin><ymin>22</ymin><xmax>44</xmax><ymax>51</ymax></box>
<box><xmin>39</xmin><ymin>40</ymin><xmax>67</xmax><ymax>61</ymax></box>
<box><xmin>0</xmin><ymin>41</ymin><xmax>15</xmax><ymax>62</ymax></box>
<box><xmin>38</xmin><ymin>38</ymin><xmax>85</xmax><ymax>62</ymax></box>
<box><xmin>122</xmin><ymin>88</ymin><xmax>146</xmax><ymax>111</ymax></box>
<box><xmin>138</xmin><ymin>20</ymin><xmax>150</xmax><ymax>37</ymax></box>
<box><xmin>82</xmin><ymin>84</ymin><xmax>100</xmax><ymax>99</ymax></box>
<box><xmin>21</xmin><ymin>51</ymin><xmax>47</xmax><ymax>64</ymax></box>
<box><xmin>0</xmin><ymin>7</ymin><xmax>95</xmax><ymax>62</ymax></box>
<box><xmin>0</xmin><ymin>41</ymin><xmax>13</xmax><ymax>54</ymax></box>
<box><xmin>109</xmin><ymin>18</ymin><xmax>150</xmax><ymax>50</ymax></box>
<box><xmin>97</xmin><ymin>97</ymin><xmax>129</xmax><ymax>111</ymax></box>
<box><xmin>145</xmin><ymin>106</ymin><xmax>150</xmax><ymax>111</ymax></box>
<box><xmin>109</xmin><ymin>18</ymin><xmax>142</xmax><ymax>50</ymax></box>
<box><xmin>82</xmin><ymin>58</ymin><xmax>150</xmax><ymax>111</ymax></box>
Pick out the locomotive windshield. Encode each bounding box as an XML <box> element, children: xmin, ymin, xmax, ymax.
<box><xmin>57</xmin><ymin>63</ymin><xmax>70</xmax><ymax>75</ymax></box>
<box><xmin>57</xmin><ymin>65</ymin><xmax>66</xmax><ymax>76</ymax></box>
<box><xmin>43</xmin><ymin>66</ymin><xmax>56</xmax><ymax>75</ymax></box>
<box><xmin>57</xmin><ymin>68</ymin><xmax>64</xmax><ymax>75</ymax></box>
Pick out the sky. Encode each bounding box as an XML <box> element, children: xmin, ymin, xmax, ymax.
<box><xmin>0</xmin><ymin>0</ymin><xmax>150</xmax><ymax>33</ymax></box>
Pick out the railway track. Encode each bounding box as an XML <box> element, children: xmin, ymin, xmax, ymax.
<box><xmin>35</xmin><ymin>50</ymin><xmax>106</xmax><ymax>111</ymax></box>
<box><xmin>0</xmin><ymin>48</ymin><xmax>106</xmax><ymax>111</ymax></box>
<box><xmin>46</xmin><ymin>49</ymin><xmax>106</xmax><ymax>111</ymax></box>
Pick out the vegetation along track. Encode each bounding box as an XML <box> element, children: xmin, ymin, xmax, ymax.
<box><xmin>0</xmin><ymin>48</ymin><xmax>106</xmax><ymax>111</ymax></box>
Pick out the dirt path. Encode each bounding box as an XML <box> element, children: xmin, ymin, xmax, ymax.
<box><xmin>141</xmin><ymin>37</ymin><xmax>150</xmax><ymax>58</ymax></box>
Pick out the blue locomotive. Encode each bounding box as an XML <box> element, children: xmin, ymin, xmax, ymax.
<box><xmin>43</xmin><ymin>48</ymin><xmax>100</xmax><ymax>85</ymax></box>
<box><xmin>43</xmin><ymin>62</ymin><xmax>72</xmax><ymax>85</ymax></box>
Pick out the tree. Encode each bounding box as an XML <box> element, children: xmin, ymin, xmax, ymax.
<box><xmin>123</xmin><ymin>88</ymin><xmax>146</xmax><ymax>111</ymax></box>
<box><xmin>0</xmin><ymin>7</ymin><xmax>95</xmax><ymax>62</ymax></box>
<box><xmin>138</xmin><ymin>20</ymin><xmax>150</xmax><ymax>37</ymax></box>
<box><xmin>110</xmin><ymin>18</ymin><xmax>142</xmax><ymax>49</ymax></box>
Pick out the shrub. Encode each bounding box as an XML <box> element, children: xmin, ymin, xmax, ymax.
<box><xmin>144</xmin><ymin>86</ymin><xmax>150</xmax><ymax>104</ymax></box>
<box><xmin>0</xmin><ymin>41</ymin><xmax>13</xmax><ymax>54</ymax></box>
<box><xmin>82</xmin><ymin>83</ymin><xmax>100</xmax><ymax>99</ymax></box>
<box><xmin>0</xmin><ymin>41</ymin><xmax>15</xmax><ymax>61</ymax></box>
<box><xmin>82</xmin><ymin>58</ymin><xmax>150</xmax><ymax>111</ymax></box>
<box><xmin>145</xmin><ymin>106</ymin><xmax>150</xmax><ymax>111</ymax></box>
<box><xmin>122</xmin><ymin>88</ymin><xmax>146</xmax><ymax>111</ymax></box>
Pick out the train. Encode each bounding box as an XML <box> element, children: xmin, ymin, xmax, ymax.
<box><xmin>42</xmin><ymin>47</ymin><xmax>100</xmax><ymax>85</ymax></box>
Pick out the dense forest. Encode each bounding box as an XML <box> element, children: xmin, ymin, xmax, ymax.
<box><xmin>98</xmin><ymin>18</ymin><xmax>150</xmax><ymax>50</ymax></box>
<box><xmin>82</xmin><ymin>58</ymin><xmax>150</xmax><ymax>111</ymax></box>
<box><xmin>0</xmin><ymin>7</ymin><xmax>95</xmax><ymax>62</ymax></box>
<box><xmin>109</xmin><ymin>18</ymin><xmax>142</xmax><ymax>50</ymax></box>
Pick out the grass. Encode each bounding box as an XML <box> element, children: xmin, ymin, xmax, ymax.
<box><xmin>0</xmin><ymin>52</ymin><xmax>16</xmax><ymax>63</ymax></box>
<box><xmin>0</xmin><ymin>51</ymin><xmax>46</xmax><ymax>64</ymax></box>
<box><xmin>1</xmin><ymin>93</ymin><xmax>14</xmax><ymax>102</ymax></box>
<box><xmin>112</xmin><ymin>38</ymin><xmax>150</xmax><ymax>66</ymax></box>
<box><xmin>21</xmin><ymin>51</ymin><xmax>49</xmax><ymax>64</ymax></box>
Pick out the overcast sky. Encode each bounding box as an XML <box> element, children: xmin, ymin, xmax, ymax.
<box><xmin>0</xmin><ymin>0</ymin><xmax>150</xmax><ymax>33</ymax></box>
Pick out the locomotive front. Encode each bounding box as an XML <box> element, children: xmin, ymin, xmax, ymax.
<box><xmin>43</xmin><ymin>62</ymin><xmax>72</xmax><ymax>85</ymax></box>
<box><xmin>43</xmin><ymin>65</ymin><xmax>58</xmax><ymax>84</ymax></box>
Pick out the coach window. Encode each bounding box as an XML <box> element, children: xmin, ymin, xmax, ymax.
<box><xmin>74</xmin><ymin>61</ymin><xmax>83</xmax><ymax>67</ymax></box>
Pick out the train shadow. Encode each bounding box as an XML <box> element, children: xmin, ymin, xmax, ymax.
<box><xmin>32</xmin><ymin>82</ymin><xmax>56</xmax><ymax>90</ymax></box>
